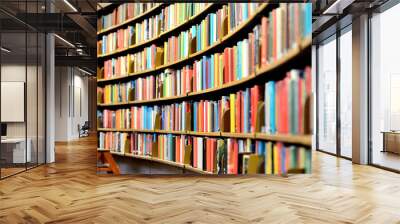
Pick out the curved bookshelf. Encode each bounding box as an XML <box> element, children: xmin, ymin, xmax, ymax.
<box><xmin>97</xmin><ymin>3</ymin><xmax>313</xmax><ymax>175</ymax></box>
<box><xmin>97</xmin><ymin>3</ymin><xmax>270</xmax><ymax>82</ymax></box>
<box><xmin>98</xmin><ymin>3</ymin><xmax>218</xmax><ymax>58</ymax></box>
<box><xmin>97</xmin><ymin>128</ymin><xmax>311</xmax><ymax>147</ymax></box>
<box><xmin>124</xmin><ymin>153</ymin><xmax>212</xmax><ymax>174</ymax></box>
<box><xmin>97</xmin><ymin>4</ymin><xmax>165</xmax><ymax>36</ymax></box>
<box><xmin>97</xmin><ymin>37</ymin><xmax>311</xmax><ymax>107</ymax></box>
<box><xmin>124</xmin><ymin>153</ymin><xmax>185</xmax><ymax>168</ymax></box>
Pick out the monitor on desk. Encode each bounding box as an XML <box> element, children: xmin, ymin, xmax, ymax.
<box><xmin>1</xmin><ymin>123</ymin><xmax>7</xmax><ymax>139</ymax></box>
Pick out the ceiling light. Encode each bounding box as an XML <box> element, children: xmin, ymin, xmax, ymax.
<box><xmin>1</xmin><ymin>47</ymin><xmax>11</xmax><ymax>53</ymax></box>
<box><xmin>54</xmin><ymin>34</ymin><xmax>75</xmax><ymax>48</ymax></box>
<box><xmin>63</xmin><ymin>0</ymin><xmax>78</xmax><ymax>12</ymax></box>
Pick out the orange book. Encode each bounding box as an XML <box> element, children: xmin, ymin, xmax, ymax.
<box><xmin>206</xmin><ymin>139</ymin><xmax>211</xmax><ymax>172</ymax></box>
<box><xmin>233</xmin><ymin>139</ymin><xmax>238</xmax><ymax>174</ymax></box>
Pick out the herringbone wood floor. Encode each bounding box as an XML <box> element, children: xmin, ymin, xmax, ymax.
<box><xmin>1</xmin><ymin>136</ymin><xmax>400</xmax><ymax>224</ymax></box>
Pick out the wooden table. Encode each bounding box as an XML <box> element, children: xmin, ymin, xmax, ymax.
<box><xmin>382</xmin><ymin>131</ymin><xmax>400</xmax><ymax>154</ymax></box>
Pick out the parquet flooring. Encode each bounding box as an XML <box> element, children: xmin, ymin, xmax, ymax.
<box><xmin>1</xmin><ymin>135</ymin><xmax>400</xmax><ymax>223</ymax></box>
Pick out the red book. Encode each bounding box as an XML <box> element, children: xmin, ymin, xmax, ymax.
<box><xmin>130</xmin><ymin>107</ymin><xmax>134</xmax><ymax>129</ymax></box>
<box><xmin>175</xmin><ymin>136</ymin><xmax>180</xmax><ymax>163</ymax></box>
<box><xmin>233</xmin><ymin>139</ymin><xmax>238</xmax><ymax>174</ymax></box>
<box><xmin>261</xmin><ymin>17</ymin><xmax>268</xmax><ymax>66</ymax></box>
<box><xmin>206</xmin><ymin>139</ymin><xmax>211</xmax><ymax>172</ymax></box>
<box><xmin>298</xmin><ymin>76</ymin><xmax>303</xmax><ymax>134</ymax></box>
<box><xmin>250</xmin><ymin>85</ymin><xmax>260</xmax><ymax>133</ymax></box>
<box><xmin>193</xmin><ymin>138</ymin><xmax>198</xmax><ymax>167</ymax></box>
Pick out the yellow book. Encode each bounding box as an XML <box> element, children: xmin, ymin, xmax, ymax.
<box><xmin>273</xmin><ymin>143</ymin><xmax>279</xmax><ymax>175</ymax></box>
<box><xmin>248</xmin><ymin>155</ymin><xmax>264</xmax><ymax>174</ymax></box>
<box><xmin>230</xmin><ymin>93</ymin><xmax>235</xmax><ymax>133</ymax></box>
<box><xmin>266</xmin><ymin>142</ymin><xmax>272</xmax><ymax>174</ymax></box>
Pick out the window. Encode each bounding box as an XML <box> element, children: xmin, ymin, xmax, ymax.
<box><xmin>339</xmin><ymin>26</ymin><xmax>352</xmax><ymax>158</ymax></box>
<box><xmin>317</xmin><ymin>35</ymin><xmax>337</xmax><ymax>154</ymax></box>
<box><xmin>370</xmin><ymin>2</ymin><xmax>400</xmax><ymax>171</ymax></box>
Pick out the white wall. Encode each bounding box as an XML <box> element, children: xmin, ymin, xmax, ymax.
<box><xmin>55</xmin><ymin>67</ymin><xmax>89</xmax><ymax>141</ymax></box>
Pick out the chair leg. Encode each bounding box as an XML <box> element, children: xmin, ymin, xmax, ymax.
<box><xmin>104</xmin><ymin>152</ymin><xmax>120</xmax><ymax>175</ymax></box>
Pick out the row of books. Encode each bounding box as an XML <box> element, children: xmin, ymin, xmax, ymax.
<box><xmin>98</xmin><ymin>66</ymin><xmax>311</xmax><ymax>136</ymax></box>
<box><xmin>98</xmin><ymin>3</ymin><xmax>262</xmax><ymax>56</ymax></box>
<box><xmin>99</xmin><ymin>132</ymin><xmax>130</xmax><ymax>153</ymax></box>
<box><xmin>100</xmin><ymin>43</ymin><xmax>162</xmax><ymax>72</ymax></box>
<box><xmin>98</xmin><ymin>3</ymin><xmax>160</xmax><ymax>31</ymax></box>
<box><xmin>264</xmin><ymin>67</ymin><xmax>312</xmax><ymax>135</ymax></box>
<box><xmin>261</xmin><ymin>4</ymin><xmax>312</xmax><ymax>65</ymax></box>
<box><xmin>98</xmin><ymin>4</ymin><xmax>312</xmax><ymax>102</ymax></box>
<box><xmin>98</xmin><ymin>3</ymin><xmax>213</xmax><ymax>55</ymax></box>
<box><xmin>98</xmin><ymin>106</ymin><xmax>160</xmax><ymax>130</ymax></box>
<box><xmin>98</xmin><ymin>132</ymin><xmax>311</xmax><ymax>174</ymax></box>
<box><xmin>97</xmin><ymin>82</ymin><xmax>133</xmax><ymax>104</ymax></box>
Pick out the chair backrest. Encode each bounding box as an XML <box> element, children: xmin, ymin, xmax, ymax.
<box><xmin>82</xmin><ymin>121</ymin><xmax>90</xmax><ymax>129</ymax></box>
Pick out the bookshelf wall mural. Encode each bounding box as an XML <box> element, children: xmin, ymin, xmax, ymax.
<box><xmin>97</xmin><ymin>3</ymin><xmax>312</xmax><ymax>175</ymax></box>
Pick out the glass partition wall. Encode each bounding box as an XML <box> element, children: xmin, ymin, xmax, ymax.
<box><xmin>0</xmin><ymin>0</ymin><xmax>46</xmax><ymax>179</ymax></box>
<box><xmin>370</xmin><ymin>2</ymin><xmax>400</xmax><ymax>171</ymax></box>
<box><xmin>315</xmin><ymin>25</ymin><xmax>353</xmax><ymax>159</ymax></box>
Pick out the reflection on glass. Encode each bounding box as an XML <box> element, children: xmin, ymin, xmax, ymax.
<box><xmin>318</xmin><ymin>36</ymin><xmax>337</xmax><ymax>154</ymax></box>
<box><xmin>340</xmin><ymin>27</ymin><xmax>352</xmax><ymax>158</ymax></box>
<box><xmin>1</xmin><ymin>30</ymin><xmax>27</xmax><ymax>177</ymax></box>
<box><xmin>371</xmin><ymin>3</ymin><xmax>400</xmax><ymax>171</ymax></box>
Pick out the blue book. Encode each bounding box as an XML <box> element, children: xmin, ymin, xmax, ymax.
<box><xmin>202</xmin><ymin>56</ymin><xmax>206</xmax><ymax>90</ymax></box>
<box><xmin>207</xmin><ymin>57</ymin><xmax>214</xmax><ymax>88</ymax></box>
<box><xmin>304</xmin><ymin>3</ymin><xmax>312</xmax><ymax>36</ymax></box>
<box><xmin>210</xmin><ymin>55</ymin><xmax>214</xmax><ymax>88</ymax></box>
<box><xmin>242</xmin><ymin>3</ymin><xmax>248</xmax><ymax>21</ymax></box>
<box><xmin>102</xmin><ymin>36</ymin><xmax>106</xmax><ymax>54</ymax></box>
<box><xmin>269</xmin><ymin>82</ymin><xmax>276</xmax><ymax>134</ymax></box>
<box><xmin>193</xmin><ymin>103</ymin><xmax>197</xmax><ymax>131</ymax></box>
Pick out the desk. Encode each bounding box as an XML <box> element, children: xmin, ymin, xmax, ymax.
<box><xmin>1</xmin><ymin>138</ymin><xmax>31</xmax><ymax>164</ymax></box>
<box><xmin>382</xmin><ymin>131</ymin><xmax>400</xmax><ymax>154</ymax></box>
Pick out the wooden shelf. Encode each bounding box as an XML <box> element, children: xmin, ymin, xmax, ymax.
<box><xmin>98</xmin><ymin>4</ymin><xmax>218</xmax><ymax>58</ymax></box>
<box><xmin>124</xmin><ymin>153</ymin><xmax>212</xmax><ymax>174</ymax></box>
<box><xmin>255</xmin><ymin>133</ymin><xmax>312</xmax><ymax>146</ymax></box>
<box><xmin>124</xmin><ymin>153</ymin><xmax>185</xmax><ymax>168</ymax></box>
<box><xmin>184</xmin><ymin>165</ymin><xmax>213</xmax><ymax>175</ymax></box>
<box><xmin>97</xmin><ymin>148</ymin><xmax>110</xmax><ymax>152</ymax></box>
<box><xmin>97</xmin><ymin>3</ymin><xmax>270</xmax><ymax>80</ymax></box>
<box><xmin>97</xmin><ymin>4</ymin><xmax>165</xmax><ymax>36</ymax></box>
<box><xmin>97</xmin><ymin>37</ymin><xmax>311</xmax><ymax>108</ymax></box>
<box><xmin>187</xmin><ymin>131</ymin><xmax>220</xmax><ymax>137</ymax></box>
<box><xmin>221</xmin><ymin>132</ymin><xmax>255</xmax><ymax>139</ymax></box>
<box><xmin>110</xmin><ymin>151</ymin><xmax>125</xmax><ymax>156</ymax></box>
<box><xmin>97</xmin><ymin>129</ymin><xmax>311</xmax><ymax>146</ymax></box>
